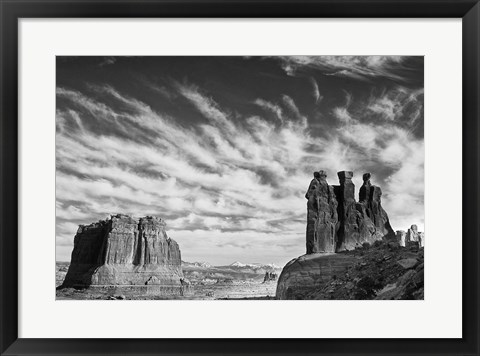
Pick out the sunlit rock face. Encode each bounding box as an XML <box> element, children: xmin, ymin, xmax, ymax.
<box><xmin>62</xmin><ymin>214</ymin><xmax>190</xmax><ymax>296</ymax></box>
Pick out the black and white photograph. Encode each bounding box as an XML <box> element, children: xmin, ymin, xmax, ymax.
<box><xmin>55</xmin><ymin>56</ymin><xmax>424</xmax><ymax>300</ymax></box>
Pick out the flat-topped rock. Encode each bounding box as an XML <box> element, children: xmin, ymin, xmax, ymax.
<box><xmin>62</xmin><ymin>214</ymin><xmax>191</xmax><ymax>297</ymax></box>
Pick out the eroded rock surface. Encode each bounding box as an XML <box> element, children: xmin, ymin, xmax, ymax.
<box><xmin>306</xmin><ymin>170</ymin><xmax>395</xmax><ymax>253</ymax></box>
<box><xmin>305</xmin><ymin>171</ymin><xmax>338</xmax><ymax>253</ymax></box>
<box><xmin>62</xmin><ymin>214</ymin><xmax>190</xmax><ymax>296</ymax></box>
<box><xmin>275</xmin><ymin>253</ymin><xmax>360</xmax><ymax>299</ymax></box>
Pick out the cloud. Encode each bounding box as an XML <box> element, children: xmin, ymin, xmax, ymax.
<box><xmin>275</xmin><ymin>56</ymin><xmax>409</xmax><ymax>82</ymax></box>
<box><xmin>56</xmin><ymin>83</ymin><xmax>316</xmax><ymax>262</ymax></box>
<box><xmin>56</xmin><ymin>59</ymin><xmax>424</xmax><ymax>264</ymax></box>
<box><xmin>367</xmin><ymin>87</ymin><xmax>424</xmax><ymax>124</ymax></box>
<box><xmin>254</xmin><ymin>99</ymin><xmax>283</xmax><ymax>122</ymax></box>
<box><xmin>309</xmin><ymin>77</ymin><xmax>323</xmax><ymax>103</ymax></box>
<box><xmin>332</xmin><ymin>107</ymin><xmax>352</xmax><ymax>123</ymax></box>
<box><xmin>332</xmin><ymin>91</ymin><xmax>354</xmax><ymax>123</ymax></box>
<box><xmin>98</xmin><ymin>57</ymin><xmax>116</xmax><ymax>67</ymax></box>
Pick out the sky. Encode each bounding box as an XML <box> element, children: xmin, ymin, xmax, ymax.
<box><xmin>56</xmin><ymin>56</ymin><xmax>424</xmax><ymax>266</ymax></box>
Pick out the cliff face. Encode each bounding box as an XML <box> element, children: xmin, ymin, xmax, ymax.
<box><xmin>62</xmin><ymin>214</ymin><xmax>189</xmax><ymax>296</ymax></box>
<box><xmin>307</xmin><ymin>171</ymin><xmax>395</xmax><ymax>254</ymax></box>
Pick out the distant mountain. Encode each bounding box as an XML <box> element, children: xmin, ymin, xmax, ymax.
<box><xmin>261</xmin><ymin>263</ymin><xmax>281</xmax><ymax>270</ymax></box>
<box><xmin>230</xmin><ymin>261</ymin><xmax>247</xmax><ymax>267</ymax></box>
<box><xmin>182</xmin><ymin>261</ymin><xmax>212</xmax><ymax>268</ymax></box>
<box><xmin>228</xmin><ymin>262</ymin><xmax>281</xmax><ymax>270</ymax></box>
<box><xmin>182</xmin><ymin>260</ymin><xmax>281</xmax><ymax>270</ymax></box>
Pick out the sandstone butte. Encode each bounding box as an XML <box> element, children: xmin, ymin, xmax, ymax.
<box><xmin>61</xmin><ymin>214</ymin><xmax>191</xmax><ymax>297</ymax></box>
<box><xmin>276</xmin><ymin>170</ymin><xmax>424</xmax><ymax>300</ymax></box>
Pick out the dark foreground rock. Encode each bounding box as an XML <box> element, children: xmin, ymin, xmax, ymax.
<box><xmin>276</xmin><ymin>241</ymin><xmax>424</xmax><ymax>300</ymax></box>
<box><xmin>61</xmin><ymin>214</ymin><xmax>191</xmax><ymax>297</ymax></box>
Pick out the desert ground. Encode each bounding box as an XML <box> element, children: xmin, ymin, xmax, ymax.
<box><xmin>56</xmin><ymin>262</ymin><xmax>280</xmax><ymax>300</ymax></box>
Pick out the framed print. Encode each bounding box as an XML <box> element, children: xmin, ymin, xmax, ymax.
<box><xmin>1</xmin><ymin>0</ymin><xmax>479</xmax><ymax>355</ymax></box>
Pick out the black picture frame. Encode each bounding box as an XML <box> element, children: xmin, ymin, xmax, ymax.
<box><xmin>1</xmin><ymin>1</ymin><xmax>479</xmax><ymax>355</ymax></box>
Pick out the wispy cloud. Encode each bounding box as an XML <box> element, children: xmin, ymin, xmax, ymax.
<box><xmin>56</xmin><ymin>56</ymin><xmax>424</xmax><ymax>265</ymax></box>
<box><xmin>275</xmin><ymin>56</ymin><xmax>410</xmax><ymax>82</ymax></box>
<box><xmin>254</xmin><ymin>99</ymin><xmax>284</xmax><ymax>122</ymax></box>
<box><xmin>367</xmin><ymin>87</ymin><xmax>424</xmax><ymax>124</ymax></box>
<box><xmin>98</xmin><ymin>56</ymin><xmax>116</xmax><ymax>67</ymax></box>
<box><xmin>310</xmin><ymin>77</ymin><xmax>323</xmax><ymax>103</ymax></box>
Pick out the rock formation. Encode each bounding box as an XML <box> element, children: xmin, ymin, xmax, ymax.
<box><xmin>61</xmin><ymin>214</ymin><xmax>191</xmax><ymax>296</ymax></box>
<box><xmin>396</xmin><ymin>230</ymin><xmax>407</xmax><ymax>246</ymax></box>
<box><xmin>263</xmin><ymin>271</ymin><xmax>277</xmax><ymax>282</ymax></box>
<box><xmin>396</xmin><ymin>224</ymin><xmax>425</xmax><ymax>247</ymax></box>
<box><xmin>306</xmin><ymin>170</ymin><xmax>395</xmax><ymax>253</ymax></box>
<box><xmin>277</xmin><ymin>240</ymin><xmax>424</xmax><ymax>300</ymax></box>
<box><xmin>276</xmin><ymin>170</ymin><xmax>414</xmax><ymax>300</ymax></box>
<box><xmin>418</xmin><ymin>232</ymin><xmax>425</xmax><ymax>247</ymax></box>
<box><xmin>305</xmin><ymin>170</ymin><xmax>338</xmax><ymax>253</ymax></box>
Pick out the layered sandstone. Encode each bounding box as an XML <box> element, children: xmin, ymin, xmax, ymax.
<box><xmin>62</xmin><ymin>214</ymin><xmax>190</xmax><ymax>296</ymax></box>
<box><xmin>277</xmin><ymin>241</ymin><xmax>424</xmax><ymax>300</ymax></box>
<box><xmin>276</xmin><ymin>253</ymin><xmax>361</xmax><ymax>299</ymax></box>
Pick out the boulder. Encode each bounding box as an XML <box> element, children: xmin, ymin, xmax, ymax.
<box><xmin>62</xmin><ymin>214</ymin><xmax>191</xmax><ymax>297</ymax></box>
<box><xmin>397</xmin><ymin>258</ymin><xmax>418</xmax><ymax>269</ymax></box>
